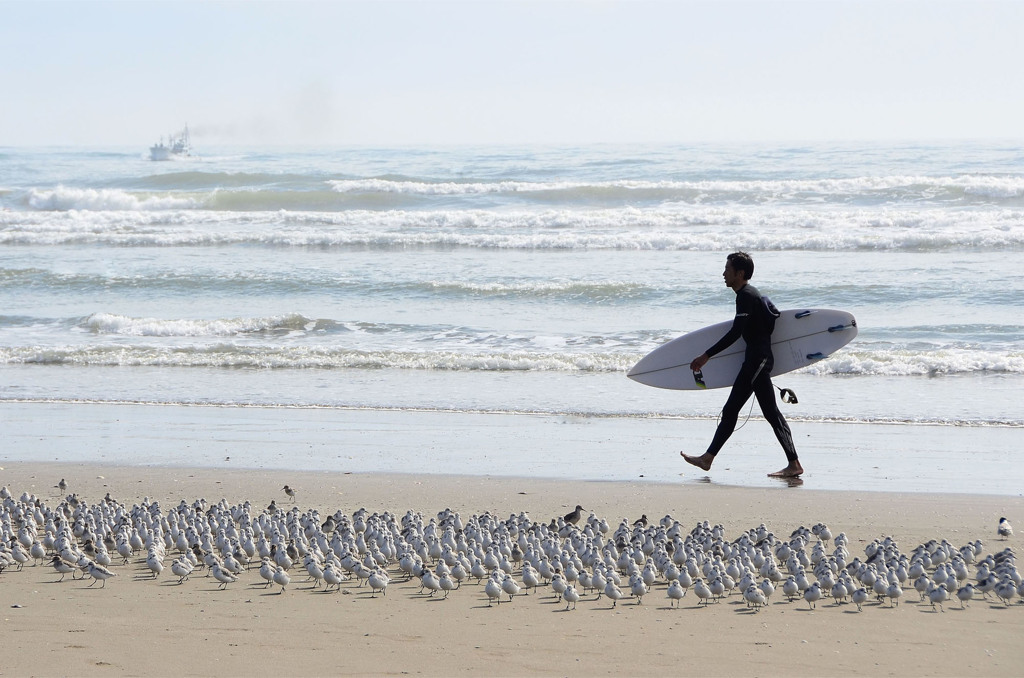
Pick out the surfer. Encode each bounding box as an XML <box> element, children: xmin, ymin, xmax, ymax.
<box><xmin>682</xmin><ymin>252</ymin><xmax>804</xmax><ymax>478</ymax></box>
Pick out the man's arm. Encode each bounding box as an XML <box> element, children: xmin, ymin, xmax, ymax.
<box><xmin>690</xmin><ymin>292</ymin><xmax>754</xmax><ymax>369</ymax></box>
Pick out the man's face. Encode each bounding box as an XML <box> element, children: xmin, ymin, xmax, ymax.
<box><xmin>723</xmin><ymin>261</ymin><xmax>744</xmax><ymax>289</ymax></box>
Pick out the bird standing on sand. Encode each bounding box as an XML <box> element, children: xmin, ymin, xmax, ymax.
<box><xmin>324</xmin><ymin>563</ymin><xmax>344</xmax><ymax>591</ymax></box>
<box><xmin>9</xmin><ymin>541</ymin><xmax>29</xmax><ymax>570</ymax></box>
<box><xmin>804</xmin><ymin>582</ymin><xmax>822</xmax><ymax>609</ymax></box>
<box><xmin>283</xmin><ymin>485</ymin><xmax>297</xmax><ymax>503</ymax></box>
<box><xmin>759</xmin><ymin>578</ymin><xmax>775</xmax><ymax>604</ymax></box>
<box><xmin>744</xmin><ymin>583</ymin><xmax>767</xmax><ymax>611</ymax></box>
<box><xmin>368</xmin><ymin>569</ymin><xmax>389</xmax><ymax>597</ymax></box>
<box><xmin>438</xmin><ymin>572</ymin><xmax>455</xmax><ymax>599</ymax></box>
<box><xmin>629</xmin><ymin>573</ymin><xmax>648</xmax><ymax>605</ymax></box>
<box><xmin>851</xmin><ymin>587</ymin><xmax>869</xmax><ymax>611</ymax></box>
<box><xmin>420</xmin><ymin>569</ymin><xmax>441</xmax><ymax>596</ymax></box>
<box><xmin>171</xmin><ymin>557</ymin><xmax>194</xmax><ymax>584</ymax></box>
<box><xmin>145</xmin><ymin>551</ymin><xmax>164</xmax><ymax>578</ymax></box>
<box><xmin>273</xmin><ymin>565</ymin><xmax>291</xmax><ymax>593</ymax></box>
<box><xmin>667</xmin><ymin>580</ymin><xmax>685</xmax><ymax>607</ymax></box>
<box><xmin>708</xmin><ymin>577</ymin><xmax>726</xmax><ymax>601</ymax></box>
<box><xmin>56</xmin><ymin>478</ymin><xmax>68</xmax><ymax>494</ymax></box>
<box><xmin>563</xmin><ymin>505</ymin><xmax>583</xmax><ymax>526</ymax></box>
<box><xmin>484</xmin><ymin>574</ymin><xmax>504</xmax><ymax>606</ymax></box>
<box><xmin>997</xmin><ymin>517</ymin><xmax>1013</xmax><ymax>540</ymax></box>
<box><xmin>258</xmin><ymin>557</ymin><xmax>275</xmax><ymax>587</ymax></box>
<box><xmin>928</xmin><ymin>583</ymin><xmax>947</xmax><ymax>612</ymax></box>
<box><xmin>782</xmin><ymin>576</ymin><xmax>800</xmax><ymax>601</ymax></box>
<box><xmin>212</xmin><ymin>563</ymin><xmax>237</xmax><ymax>589</ymax></box>
<box><xmin>956</xmin><ymin>583</ymin><xmax>975</xmax><ymax>608</ymax></box>
<box><xmin>563</xmin><ymin>585</ymin><xmax>580</xmax><ymax>610</ymax></box>
<box><xmin>501</xmin><ymin>573</ymin><xmax>521</xmax><ymax>601</ymax></box>
<box><xmin>831</xmin><ymin>580</ymin><xmax>848</xmax><ymax>604</ymax></box>
<box><xmin>693</xmin><ymin>578</ymin><xmax>712</xmax><ymax>606</ymax></box>
<box><xmin>86</xmin><ymin>562</ymin><xmax>117</xmax><ymax>588</ymax></box>
<box><xmin>30</xmin><ymin>541</ymin><xmax>47</xmax><ymax>565</ymax></box>
<box><xmin>886</xmin><ymin>582</ymin><xmax>903</xmax><ymax>607</ymax></box>
<box><xmin>521</xmin><ymin>563</ymin><xmax>540</xmax><ymax>594</ymax></box>
<box><xmin>51</xmin><ymin>555</ymin><xmax>77</xmax><ymax>582</ymax></box>
<box><xmin>995</xmin><ymin>579</ymin><xmax>1017</xmax><ymax>606</ymax></box>
<box><xmin>604</xmin><ymin>580</ymin><xmax>624</xmax><ymax>607</ymax></box>
<box><xmin>551</xmin><ymin>572</ymin><xmax>567</xmax><ymax>601</ymax></box>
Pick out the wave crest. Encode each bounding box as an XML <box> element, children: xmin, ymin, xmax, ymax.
<box><xmin>83</xmin><ymin>312</ymin><xmax>314</xmax><ymax>337</ymax></box>
<box><xmin>3</xmin><ymin>344</ymin><xmax>1022</xmax><ymax>376</ymax></box>
<box><xmin>27</xmin><ymin>186</ymin><xmax>198</xmax><ymax>211</ymax></box>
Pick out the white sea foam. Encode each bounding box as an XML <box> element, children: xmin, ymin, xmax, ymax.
<box><xmin>808</xmin><ymin>350</ymin><xmax>1024</xmax><ymax>376</ymax></box>
<box><xmin>84</xmin><ymin>312</ymin><xmax>311</xmax><ymax>337</ymax></box>
<box><xmin>26</xmin><ymin>186</ymin><xmax>199</xmax><ymax>211</ymax></box>
<box><xmin>3</xmin><ymin>206</ymin><xmax>1022</xmax><ymax>250</ymax></box>
<box><xmin>326</xmin><ymin>175</ymin><xmax>1024</xmax><ymax>199</ymax></box>
<box><xmin>3</xmin><ymin>343</ymin><xmax>1021</xmax><ymax>376</ymax></box>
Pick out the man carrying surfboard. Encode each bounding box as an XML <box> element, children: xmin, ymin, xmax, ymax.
<box><xmin>682</xmin><ymin>252</ymin><xmax>804</xmax><ymax>478</ymax></box>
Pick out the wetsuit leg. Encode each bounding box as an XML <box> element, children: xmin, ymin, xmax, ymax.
<box><xmin>705</xmin><ymin>359</ymin><xmax>762</xmax><ymax>457</ymax></box>
<box><xmin>752</xmin><ymin>368</ymin><xmax>798</xmax><ymax>463</ymax></box>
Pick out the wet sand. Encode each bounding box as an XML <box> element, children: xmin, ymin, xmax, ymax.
<box><xmin>3</xmin><ymin>401</ymin><xmax>1022</xmax><ymax>494</ymax></box>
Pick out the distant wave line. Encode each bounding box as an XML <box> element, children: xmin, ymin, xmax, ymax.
<box><xmin>326</xmin><ymin>174</ymin><xmax>1024</xmax><ymax>199</ymax></box>
<box><xmin>11</xmin><ymin>173</ymin><xmax>1024</xmax><ymax>213</ymax></box>
<box><xmin>3</xmin><ymin>212</ymin><xmax>1023</xmax><ymax>251</ymax></box>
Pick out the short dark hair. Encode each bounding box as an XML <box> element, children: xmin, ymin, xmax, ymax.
<box><xmin>727</xmin><ymin>251</ymin><xmax>754</xmax><ymax>280</ymax></box>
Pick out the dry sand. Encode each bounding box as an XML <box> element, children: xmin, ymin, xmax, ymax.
<box><xmin>1</xmin><ymin>461</ymin><xmax>1022</xmax><ymax>677</ymax></box>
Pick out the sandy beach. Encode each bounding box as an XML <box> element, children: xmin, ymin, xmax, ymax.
<box><xmin>2</xmin><ymin>460</ymin><xmax>1022</xmax><ymax>678</ymax></box>
<box><xmin>5</xmin><ymin>3</ymin><xmax>1024</xmax><ymax>676</ymax></box>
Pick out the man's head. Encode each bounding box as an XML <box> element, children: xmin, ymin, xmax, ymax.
<box><xmin>722</xmin><ymin>252</ymin><xmax>753</xmax><ymax>292</ymax></box>
<box><xmin>726</xmin><ymin>251</ymin><xmax>754</xmax><ymax>280</ymax></box>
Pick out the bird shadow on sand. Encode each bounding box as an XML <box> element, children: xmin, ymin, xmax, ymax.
<box><xmin>418</xmin><ymin>595</ymin><xmax>450</xmax><ymax>603</ymax></box>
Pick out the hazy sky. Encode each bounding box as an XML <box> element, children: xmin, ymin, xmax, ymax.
<box><xmin>2</xmin><ymin>0</ymin><xmax>1022</xmax><ymax>146</ymax></box>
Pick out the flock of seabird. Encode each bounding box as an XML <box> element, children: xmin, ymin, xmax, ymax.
<box><xmin>0</xmin><ymin>482</ymin><xmax>1019</xmax><ymax>615</ymax></box>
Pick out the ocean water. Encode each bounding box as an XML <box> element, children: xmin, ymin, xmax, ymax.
<box><xmin>1</xmin><ymin>142</ymin><xmax>1023</xmax><ymax>483</ymax></box>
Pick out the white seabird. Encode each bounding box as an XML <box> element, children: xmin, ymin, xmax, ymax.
<box><xmin>86</xmin><ymin>561</ymin><xmax>117</xmax><ymax>588</ymax></box>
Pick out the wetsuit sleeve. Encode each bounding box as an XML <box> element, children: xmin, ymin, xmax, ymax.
<box><xmin>705</xmin><ymin>292</ymin><xmax>753</xmax><ymax>357</ymax></box>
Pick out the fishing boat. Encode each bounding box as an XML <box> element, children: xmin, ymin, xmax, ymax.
<box><xmin>149</xmin><ymin>125</ymin><xmax>192</xmax><ymax>161</ymax></box>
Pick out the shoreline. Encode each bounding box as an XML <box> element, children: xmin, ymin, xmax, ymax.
<box><xmin>3</xmin><ymin>400</ymin><xmax>1022</xmax><ymax>496</ymax></box>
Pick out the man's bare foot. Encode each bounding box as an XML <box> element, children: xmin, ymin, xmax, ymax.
<box><xmin>768</xmin><ymin>460</ymin><xmax>804</xmax><ymax>478</ymax></box>
<box><xmin>681</xmin><ymin>452</ymin><xmax>714</xmax><ymax>472</ymax></box>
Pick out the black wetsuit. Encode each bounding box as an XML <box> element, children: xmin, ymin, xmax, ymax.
<box><xmin>703</xmin><ymin>283</ymin><xmax>797</xmax><ymax>462</ymax></box>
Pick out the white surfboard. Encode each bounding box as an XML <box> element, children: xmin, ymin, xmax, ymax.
<box><xmin>627</xmin><ymin>309</ymin><xmax>857</xmax><ymax>390</ymax></box>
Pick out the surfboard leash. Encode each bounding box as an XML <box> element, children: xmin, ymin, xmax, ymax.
<box><xmin>722</xmin><ymin>384</ymin><xmax>799</xmax><ymax>433</ymax></box>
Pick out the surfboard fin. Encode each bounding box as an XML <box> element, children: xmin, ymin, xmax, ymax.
<box><xmin>692</xmin><ymin>369</ymin><xmax>707</xmax><ymax>389</ymax></box>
